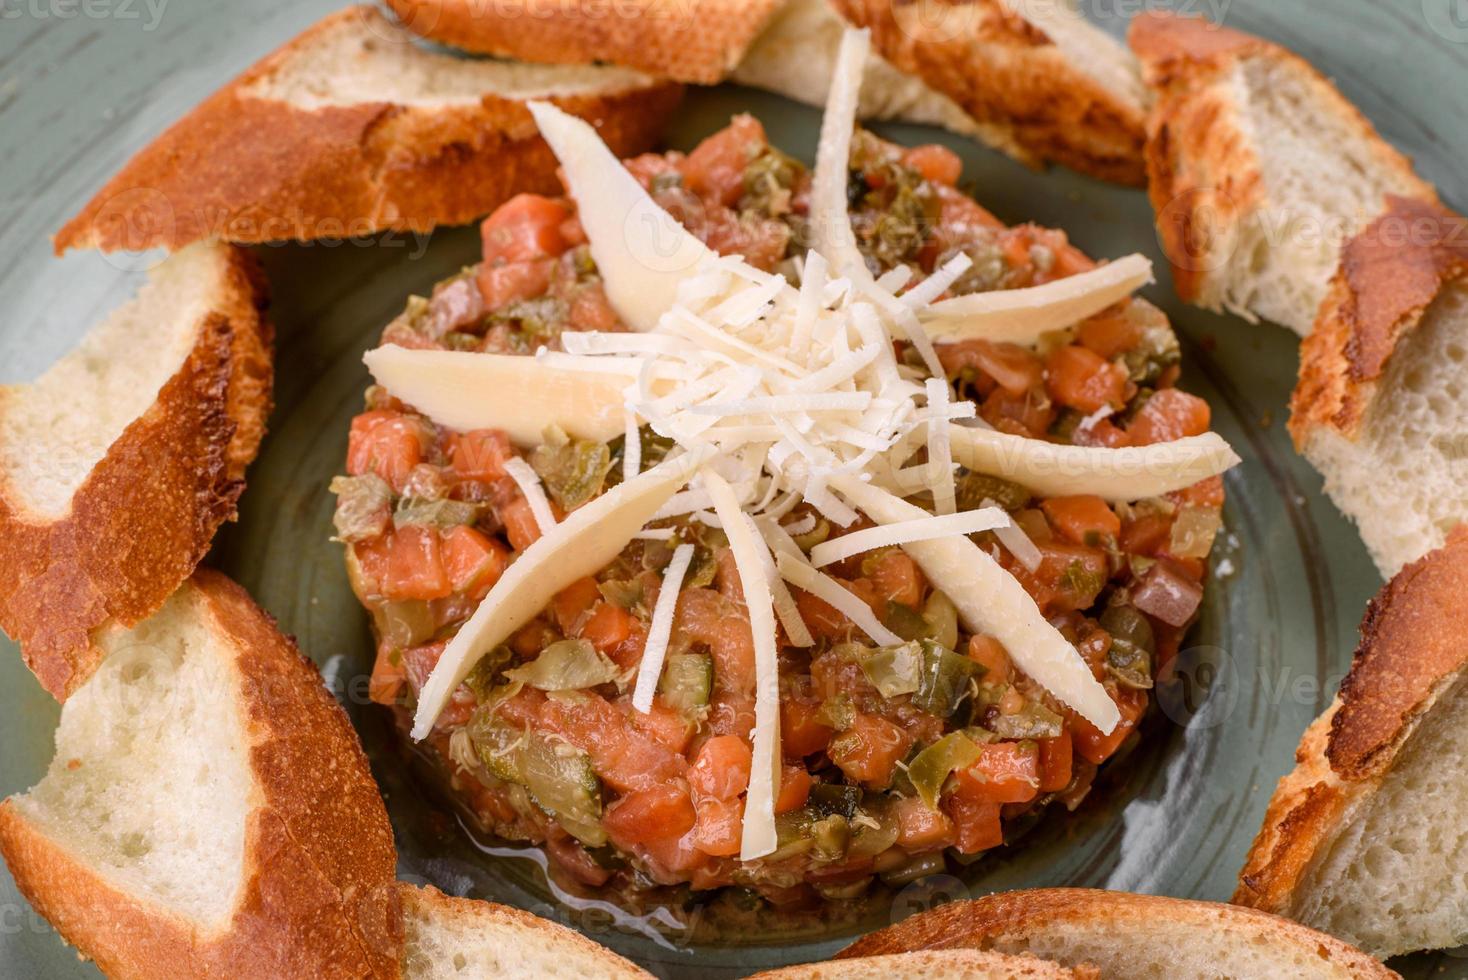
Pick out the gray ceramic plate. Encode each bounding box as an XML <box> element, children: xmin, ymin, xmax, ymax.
<box><xmin>3</xmin><ymin>1</ymin><xmax>1466</xmax><ymax>976</ymax></box>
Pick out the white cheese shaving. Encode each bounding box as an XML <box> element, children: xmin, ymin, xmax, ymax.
<box><xmin>809</xmin><ymin>507</ymin><xmax>1009</xmax><ymax>568</ymax></box>
<box><xmin>923</xmin><ymin>254</ymin><xmax>1154</xmax><ymax>345</ymax></box>
<box><xmin>776</xmin><ymin>551</ymin><xmax>902</xmax><ymax>647</ymax></box>
<box><xmin>810</xmin><ymin>27</ymin><xmax>871</xmax><ymax>281</ymax></box>
<box><xmin>925</xmin><ymin>378</ymin><xmax>957</xmax><ymax>515</ymax></box>
<box><xmin>502</xmin><ymin>457</ymin><xmax>557</xmax><ymax>535</ymax></box>
<box><xmin>948</xmin><ymin>424</ymin><xmax>1241</xmax><ymax>502</ymax></box>
<box><xmin>830</xmin><ymin>474</ymin><xmax>1120</xmax><ymax>732</ymax></box>
<box><xmin>705</xmin><ymin>473</ymin><xmax>781</xmax><ymax>861</ymax></box>
<box><xmin>631</xmin><ymin>542</ymin><xmax>695</xmax><ymax>713</ymax></box>
<box><xmin>987</xmin><ymin>505</ymin><xmax>1044</xmax><ymax>573</ymax></box>
<box><xmin>622</xmin><ymin>410</ymin><xmax>641</xmax><ymax>483</ymax></box>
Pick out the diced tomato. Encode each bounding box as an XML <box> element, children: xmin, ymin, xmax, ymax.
<box><xmin>476</xmin><ymin>259</ymin><xmax>553</xmax><ymax>310</ymax></box>
<box><xmin>401</xmin><ymin>641</ymin><xmax>448</xmax><ymax>693</ymax></box>
<box><xmin>1025</xmin><ymin>541</ymin><xmax>1109</xmax><ymax>614</ymax></box>
<box><xmin>581</xmin><ymin>601</ymin><xmax>636</xmax><ymax>654</ymax></box>
<box><xmin>893</xmin><ymin>796</ymin><xmax>955</xmax><ymax>852</ymax></box>
<box><xmin>627</xmin><ymin>696</ymin><xmax>694</xmax><ymax>754</ymax></box>
<box><xmin>1077</xmin><ymin>310</ymin><xmax>1143</xmax><ymax>359</ymax></box>
<box><xmin>559</xmin><ymin>214</ymin><xmax>588</xmax><ymax>247</ymax></box>
<box><xmin>691</xmin><ymin>795</ymin><xmax>744</xmax><ymax>857</ymax></box>
<box><xmin>1072</xmin><ymin>416</ymin><xmax>1130</xmax><ymax>448</ymax></box>
<box><xmin>568</xmin><ymin>283</ymin><xmax>619</xmax><ymax>332</ymax></box>
<box><xmin>966</xmin><ymin>634</ymin><xmax>1012</xmax><ymax>684</ymax></box>
<box><xmin>347</xmin><ymin>410</ymin><xmax>424</xmax><ymax>492</ymax></box>
<box><xmin>1126</xmin><ymin>388</ymin><xmax>1211</xmax><ymax>445</ymax></box>
<box><xmin>384</xmin><ymin>526</ymin><xmax>451</xmax><ymax>601</ymax></box>
<box><xmin>775</xmin><ymin>765</ymin><xmax>813</xmax><ymax>814</ymax></box>
<box><xmin>690</xmin><ymin>735</ymin><xmax>753</xmax><ymax>800</ymax></box>
<box><xmin>480</xmin><ymin>194</ymin><xmax>569</xmax><ymax>265</ymax></box>
<box><xmin>449</xmin><ymin>429</ymin><xmax>512</xmax><ymax>481</ymax></box>
<box><xmin>501</xmin><ymin>496</ymin><xmax>546</xmax><ymax>551</ymax></box>
<box><xmin>830</xmin><ymin>714</ymin><xmax>913</xmax><ymax>789</ymax></box>
<box><xmin>793</xmin><ymin>588</ymin><xmax>851</xmax><ymax>642</ymax></box>
<box><xmin>1038</xmin><ymin>730</ymin><xmax>1074</xmax><ymax>793</ymax></box>
<box><xmin>368</xmin><ymin>647</ymin><xmax>406</xmax><ymax>706</ymax></box>
<box><xmin>781</xmin><ymin>698</ymin><xmax>834</xmax><ymax>758</ymax></box>
<box><xmin>1070</xmin><ymin>685</ymin><xmax>1147</xmax><ymax>765</ymax></box>
<box><xmin>946</xmin><ymin>796</ymin><xmax>1003</xmax><ymax>854</ymax></box>
<box><xmin>1042</xmin><ymin>495</ymin><xmax>1121</xmax><ymax>546</ymax></box>
<box><xmin>938</xmin><ymin>339</ymin><xmax>1043</xmax><ymax>396</ymax></box>
<box><xmin>538</xmin><ymin>692</ymin><xmax>687</xmax><ymax>793</ymax></box>
<box><xmin>603</xmin><ymin>784</ymin><xmax>697</xmax><ymax>848</ymax></box>
<box><xmin>1120</xmin><ymin>511</ymin><xmax>1174</xmax><ymax>556</ymax></box>
<box><xmin>952</xmin><ymin>742</ymin><xmax>1040</xmax><ymax>804</ymax></box>
<box><xmin>1045</xmin><ymin>344</ymin><xmax>1129</xmax><ymax>414</ymax></box>
<box><xmin>1171</xmin><ymin>475</ymin><xmax>1225</xmax><ymax>510</ymax></box>
<box><xmin>439</xmin><ymin>525</ymin><xmax>509</xmax><ymax>600</ymax></box>
<box><xmin>868</xmin><ymin>550</ymin><xmax>925</xmax><ymax>608</ymax></box>
<box><xmin>682</xmin><ymin>114</ymin><xmax>766</xmax><ymax>207</ymax></box>
<box><xmin>552</xmin><ymin>577</ymin><xmax>602</xmax><ymax>633</ymax></box>
<box><xmin>700</xmin><ymin>209</ymin><xmax>791</xmax><ymax>272</ymax></box>
<box><xmin>902</xmin><ymin>144</ymin><xmax>962</xmax><ymax>186</ymax></box>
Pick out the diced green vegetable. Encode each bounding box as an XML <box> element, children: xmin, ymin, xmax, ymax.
<box><xmin>879</xmin><ymin>851</ymin><xmax>947</xmax><ymax>886</ymax></box>
<box><xmin>922</xmin><ymin>591</ymin><xmax>960</xmax><ymax>652</ymax></box>
<box><xmin>741</xmin><ymin>148</ymin><xmax>805</xmax><ymax>217</ymax></box>
<box><xmin>987</xmin><ymin>701</ymin><xmax>1065</xmax><ymax>740</ymax></box>
<box><xmin>791</xmin><ymin>517</ymin><xmax>830</xmax><ymax>553</ymax></box>
<box><xmin>859</xmin><ymin>641</ymin><xmax>924</xmax><ymax>698</ymax></box>
<box><xmin>373</xmin><ymin>600</ymin><xmax>436</xmax><ymax>649</ymax></box>
<box><xmin>954</xmin><ymin>471</ymin><xmax>1032</xmax><ymax>513</ymax></box>
<box><xmin>815</xmin><ymin>694</ymin><xmax>857</xmax><ymax>731</ymax></box>
<box><xmin>468</xmin><ymin>713</ymin><xmax>605</xmax><ymax>845</ymax></box>
<box><xmin>607</xmin><ymin>426</ymin><xmax>675</xmax><ymax>485</ymax></box>
<box><xmin>393</xmin><ymin>496</ymin><xmax>480</xmax><ymax>530</ymax></box>
<box><xmin>505</xmin><ymin>639</ymin><xmax>619</xmax><ymax>691</ymax></box>
<box><xmin>847</xmin><ymin>801</ymin><xmax>900</xmax><ymax>858</ymax></box>
<box><xmin>885</xmin><ymin>602</ymin><xmax>931</xmax><ymax>642</ymax></box>
<box><xmin>807</xmin><ymin>783</ymin><xmax>862</xmax><ymax>820</ymax></box>
<box><xmin>913</xmin><ymin>641</ymin><xmax>981</xmax><ymax>718</ymax></box>
<box><xmin>330</xmin><ymin>473</ymin><xmax>393</xmax><ymax>543</ymax></box>
<box><xmin>907</xmin><ymin>732</ymin><xmax>984</xmax><ymax>808</ymax></box>
<box><xmin>658</xmin><ymin>653</ymin><xmax>713</xmax><ymax>713</ymax></box>
<box><xmin>597</xmin><ymin>578</ymin><xmax>645</xmax><ymax>612</ymax></box>
<box><xmin>464</xmin><ymin>645</ymin><xmax>514</xmax><ymax>700</ymax></box>
<box><xmin>809</xmin><ymin>814</ymin><xmax>850</xmax><ymax>862</ymax></box>
<box><xmin>1169</xmin><ymin>505</ymin><xmax>1223</xmax><ymax>559</ymax></box>
<box><xmin>531</xmin><ymin>429</ymin><xmax>613</xmax><ymax>511</ymax></box>
<box><xmin>1101</xmin><ymin>602</ymin><xmax>1156</xmax><ymax>690</ymax></box>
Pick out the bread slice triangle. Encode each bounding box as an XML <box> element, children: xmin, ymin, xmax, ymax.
<box><xmin>1289</xmin><ymin>196</ymin><xmax>1468</xmax><ymax>577</ymax></box>
<box><xmin>1130</xmin><ymin>11</ymin><xmax>1436</xmax><ymax>334</ymax></box>
<box><xmin>751</xmin><ymin>948</ymin><xmax>1092</xmax><ymax>979</ymax></box>
<box><xmin>838</xmin><ymin>888</ymin><xmax>1393</xmax><ymax>978</ymax></box>
<box><xmin>0</xmin><ymin>572</ymin><xmax>401</xmax><ymax>978</ymax></box>
<box><xmin>54</xmin><ymin>5</ymin><xmax>682</xmax><ymax>254</ymax></box>
<box><xmin>1236</xmin><ymin>529</ymin><xmax>1468</xmax><ymax>958</ymax></box>
<box><xmin>0</xmin><ymin>243</ymin><xmax>270</xmax><ymax>699</ymax></box>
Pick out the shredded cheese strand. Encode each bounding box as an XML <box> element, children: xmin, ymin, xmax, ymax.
<box><xmin>502</xmin><ymin>457</ymin><xmax>557</xmax><ymax>534</ymax></box>
<box><xmin>776</xmin><ymin>551</ymin><xmax>903</xmax><ymax>647</ymax></box>
<box><xmin>631</xmin><ymin>543</ymin><xmax>696</xmax><ymax>713</ymax></box>
<box><xmin>809</xmin><ymin>507</ymin><xmax>1009</xmax><ymax>568</ymax></box>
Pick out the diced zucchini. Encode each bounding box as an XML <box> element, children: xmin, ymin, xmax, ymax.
<box><xmin>505</xmin><ymin>639</ymin><xmax>619</xmax><ymax>691</ymax></box>
<box><xmin>912</xmin><ymin>641</ymin><xmax>981</xmax><ymax>718</ymax></box>
<box><xmin>658</xmin><ymin>653</ymin><xmax>713</xmax><ymax>713</ymax></box>
<box><xmin>907</xmin><ymin>732</ymin><xmax>984</xmax><ymax>808</ymax></box>
<box><xmin>468</xmin><ymin>713</ymin><xmax>606</xmax><ymax>846</ymax></box>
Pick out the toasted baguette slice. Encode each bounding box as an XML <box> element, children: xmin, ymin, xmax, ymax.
<box><xmin>399</xmin><ymin>884</ymin><xmax>649</xmax><ymax>978</ymax></box>
<box><xmin>0</xmin><ymin>243</ymin><xmax>271</xmax><ymax>699</ymax></box>
<box><xmin>1235</xmin><ymin>529</ymin><xmax>1468</xmax><ymax>958</ymax></box>
<box><xmin>385</xmin><ymin>0</ymin><xmax>785</xmax><ymax>85</ymax></box>
<box><xmin>1288</xmin><ymin>197</ymin><xmax>1468</xmax><ymax>577</ymax></box>
<box><xmin>1130</xmin><ymin>12</ymin><xmax>1437</xmax><ymax>334</ymax></box>
<box><xmin>838</xmin><ymin>889</ymin><xmax>1394</xmax><ymax>978</ymax></box>
<box><xmin>0</xmin><ymin>572</ymin><xmax>401</xmax><ymax>978</ymax></box>
<box><xmin>750</xmin><ymin>948</ymin><xmax>1092</xmax><ymax>979</ymax></box>
<box><xmin>827</xmin><ymin>0</ymin><xmax>1149</xmax><ymax>184</ymax></box>
<box><xmin>54</xmin><ymin>6</ymin><xmax>682</xmax><ymax>254</ymax></box>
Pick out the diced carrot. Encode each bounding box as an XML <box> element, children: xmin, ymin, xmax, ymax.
<box><xmin>440</xmin><ymin>525</ymin><xmax>509</xmax><ymax>600</ymax></box>
<box><xmin>1077</xmin><ymin>311</ymin><xmax>1143</xmax><ymax>359</ymax></box>
<box><xmin>368</xmin><ymin>647</ymin><xmax>406</xmax><ymax>706</ymax></box>
<box><xmin>347</xmin><ymin>410</ymin><xmax>424</xmax><ymax>492</ymax></box>
<box><xmin>552</xmin><ymin>577</ymin><xmax>602</xmax><ymax>633</ymax></box>
<box><xmin>384</xmin><ymin>526</ymin><xmax>451</xmax><ymax>601</ymax></box>
<box><xmin>902</xmin><ymin>144</ymin><xmax>962</xmax><ymax>186</ymax></box>
<box><xmin>682</xmin><ymin>114</ymin><xmax>766</xmax><ymax>207</ymax></box>
<box><xmin>603</xmin><ymin>785</ymin><xmax>697</xmax><ymax>848</ymax></box>
<box><xmin>946</xmin><ymin>797</ymin><xmax>1003</xmax><ymax>854</ymax></box>
<box><xmin>689</xmin><ymin>735</ymin><xmax>753</xmax><ymax>800</ymax></box>
<box><xmin>775</xmin><ymin>765</ymin><xmax>813</xmax><ymax>814</ymax></box>
<box><xmin>952</xmin><ymin>741</ymin><xmax>1040</xmax><ymax>804</ymax></box>
<box><xmin>479</xmin><ymin>193</ymin><xmax>569</xmax><ymax>265</ymax></box>
<box><xmin>691</xmin><ymin>795</ymin><xmax>744</xmax><ymax>857</ymax></box>
<box><xmin>1042</xmin><ymin>495</ymin><xmax>1122</xmax><ymax>546</ymax></box>
<box><xmin>1070</xmin><ymin>685</ymin><xmax>1147</xmax><ymax>765</ymax></box>
<box><xmin>476</xmin><ymin>259</ymin><xmax>553</xmax><ymax>310</ymax></box>
<box><xmin>1033</xmin><ymin>541</ymin><xmax>1109</xmax><ymax>613</ymax></box>
<box><xmin>829</xmin><ymin>714</ymin><xmax>913</xmax><ymax>789</ymax></box>
<box><xmin>501</xmin><ymin>496</ymin><xmax>545</xmax><ymax>551</ymax></box>
<box><xmin>1171</xmin><ymin>474</ymin><xmax>1225</xmax><ymax>510</ymax></box>
<box><xmin>893</xmin><ymin>796</ymin><xmax>955</xmax><ymax>851</ymax></box>
<box><xmin>580</xmin><ymin>601</ymin><xmax>636</xmax><ymax>654</ymax></box>
<box><xmin>868</xmin><ymin>550</ymin><xmax>925</xmax><ymax>608</ymax></box>
<box><xmin>450</xmin><ymin>429</ymin><xmax>512</xmax><ymax>481</ymax></box>
<box><xmin>1038</xmin><ymin>730</ymin><xmax>1074</xmax><ymax>793</ymax></box>
<box><xmin>1126</xmin><ymin>388</ymin><xmax>1211</xmax><ymax>445</ymax></box>
<box><xmin>1120</xmin><ymin>511</ymin><xmax>1174</xmax><ymax>557</ymax></box>
<box><xmin>1045</xmin><ymin>344</ymin><xmax>1129</xmax><ymax>414</ymax></box>
<box><xmin>966</xmin><ymin>635</ymin><xmax>1012</xmax><ymax>684</ymax></box>
<box><xmin>781</xmin><ymin>698</ymin><xmax>834</xmax><ymax>758</ymax></box>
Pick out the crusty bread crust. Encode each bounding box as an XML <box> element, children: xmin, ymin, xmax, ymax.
<box><xmin>0</xmin><ymin>247</ymin><xmax>271</xmax><ymax>700</ymax></box>
<box><xmin>53</xmin><ymin>6</ymin><xmax>683</xmax><ymax>254</ymax></box>
<box><xmin>1130</xmin><ymin>11</ymin><xmax>1435</xmax><ymax>308</ymax></box>
<box><xmin>1235</xmin><ymin>528</ymin><xmax>1468</xmax><ymax>912</ymax></box>
<box><xmin>838</xmin><ymin>888</ymin><xmax>1393</xmax><ymax>977</ymax></box>
<box><xmin>384</xmin><ymin>0</ymin><xmax>785</xmax><ymax>85</ymax></box>
<box><xmin>1289</xmin><ymin>196</ymin><xmax>1468</xmax><ymax>444</ymax></box>
<box><xmin>749</xmin><ymin>947</ymin><xmax>1093</xmax><ymax>979</ymax></box>
<box><xmin>828</xmin><ymin>0</ymin><xmax>1147</xmax><ymax>184</ymax></box>
<box><xmin>0</xmin><ymin>571</ymin><xmax>401</xmax><ymax>978</ymax></box>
